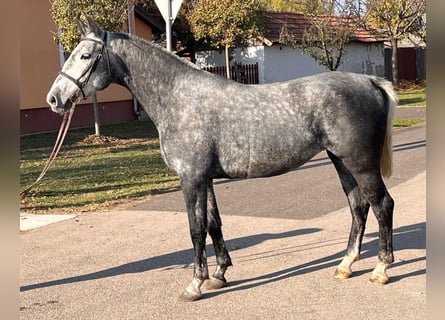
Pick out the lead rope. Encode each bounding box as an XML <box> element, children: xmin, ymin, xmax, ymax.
<box><xmin>20</xmin><ymin>105</ymin><xmax>76</xmax><ymax>200</ymax></box>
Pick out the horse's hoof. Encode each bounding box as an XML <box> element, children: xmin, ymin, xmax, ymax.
<box><xmin>178</xmin><ymin>290</ymin><xmax>202</xmax><ymax>302</ymax></box>
<box><xmin>368</xmin><ymin>273</ymin><xmax>389</xmax><ymax>285</ymax></box>
<box><xmin>203</xmin><ymin>277</ymin><xmax>227</xmax><ymax>290</ymax></box>
<box><xmin>334</xmin><ymin>268</ymin><xmax>351</xmax><ymax>279</ymax></box>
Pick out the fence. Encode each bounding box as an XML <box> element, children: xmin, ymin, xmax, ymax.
<box><xmin>202</xmin><ymin>62</ymin><xmax>259</xmax><ymax>84</ymax></box>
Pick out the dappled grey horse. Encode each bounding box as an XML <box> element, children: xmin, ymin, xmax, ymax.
<box><xmin>47</xmin><ymin>16</ymin><xmax>397</xmax><ymax>301</ymax></box>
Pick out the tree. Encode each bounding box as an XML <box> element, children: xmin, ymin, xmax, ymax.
<box><xmin>51</xmin><ymin>0</ymin><xmax>127</xmax><ymax>52</ymax></box>
<box><xmin>187</xmin><ymin>0</ymin><xmax>265</xmax><ymax>79</ymax></box>
<box><xmin>50</xmin><ymin>0</ymin><xmax>128</xmax><ymax>135</ymax></box>
<box><xmin>260</xmin><ymin>0</ymin><xmax>323</xmax><ymax>13</ymax></box>
<box><xmin>366</xmin><ymin>0</ymin><xmax>426</xmax><ymax>84</ymax></box>
<box><xmin>280</xmin><ymin>0</ymin><xmax>369</xmax><ymax>71</ymax></box>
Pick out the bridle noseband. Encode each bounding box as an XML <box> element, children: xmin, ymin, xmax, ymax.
<box><xmin>58</xmin><ymin>32</ymin><xmax>111</xmax><ymax>100</ymax></box>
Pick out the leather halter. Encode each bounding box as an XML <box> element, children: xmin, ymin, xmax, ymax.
<box><xmin>58</xmin><ymin>32</ymin><xmax>111</xmax><ymax>100</ymax></box>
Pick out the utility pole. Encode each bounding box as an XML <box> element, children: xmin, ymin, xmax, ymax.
<box><xmin>92</xmin><ymin>93</ymin><xmax>100</xmax><ymax>135</ymax></box>
<box><xmin>127</xmin><ymin>0</ymin><xmax>140</xmax><ymax>119</ymax></box>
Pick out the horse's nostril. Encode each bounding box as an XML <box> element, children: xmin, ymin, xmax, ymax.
<box><xmin>47</xmin><ymin>94</ymin><xmax>60</xmax><ymax>108</ymax></box>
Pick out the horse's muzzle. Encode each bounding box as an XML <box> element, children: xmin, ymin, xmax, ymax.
<box><xmin>47</xmin><ymin>92</ymin><xmax>73</xmax><ymax>115</ymax></box>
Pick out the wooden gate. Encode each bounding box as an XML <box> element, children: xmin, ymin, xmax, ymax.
<box><xmin>384</xmin><ymin>47</ymin><xmax>426</xmax><ymax>82</ymax></box>
<box><xmin>202</xmin><ymin>62</ymin><xmax>259</xmax><ymax>84</ymax></box>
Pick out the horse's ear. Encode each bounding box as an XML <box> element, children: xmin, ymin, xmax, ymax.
<box><xmin>85</xmin><ymin>15</ymin><xmax>101</xmax><ymax>36</ymax></box>
<box><xmin>77</xmin><ymin>16</ymin><xmax>88</xmax><ymax>37</ymax></box>
<box><xmin>77</xmin><ymin>15</ymin><xmax>102</xmax><ymax>38</ymax></box>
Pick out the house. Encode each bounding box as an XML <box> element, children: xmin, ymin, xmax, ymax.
<box><xmin>195</xmin><ymin>12</ymin><xmax>388</xmax><ymax>84</ymax></box>
<box><xmin>20</xmin><ymin>1</ymin><xmax>159</xmax><ymax>134</ymax></box>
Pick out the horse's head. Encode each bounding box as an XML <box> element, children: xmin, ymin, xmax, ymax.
<box><xmin>47</xmin><ymin>16</ymin><xmax>112</xmax><ymax>114</ymax></box>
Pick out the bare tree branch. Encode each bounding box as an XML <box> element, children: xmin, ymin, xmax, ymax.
<box><xmin>280</xmin><ymin>0</ymin><xmax>370</xmax><ymax>71</ymax></box>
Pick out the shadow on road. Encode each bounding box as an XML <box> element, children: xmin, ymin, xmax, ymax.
<box><xmin>21</xmin><ymin>221</ymin><xmax>424</xmax><ymax>294</ymax></box>
<box><xmin>204</xmin><ymin>222</ymin><xmax>425</xmax><ymax>299</ymax></box>
<box><xmin>20</xmin><ymin>228</ymin><xmax>320</xmax><ymax>292</ymax></box>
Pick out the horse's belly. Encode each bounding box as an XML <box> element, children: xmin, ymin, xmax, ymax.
<box><xmin>218</xmin><ymin>145</ymin><xmax>320</xmax><ymax>179</ymax></box>
<box><xmin>246</xmin><ymin>152</ymin><xmax>313</xmax><ymax>178</ymax></box>
<box><xmin>216</xmin><ymin>119</ymin><xmax>324</xmax><ymax>179</ymax></box>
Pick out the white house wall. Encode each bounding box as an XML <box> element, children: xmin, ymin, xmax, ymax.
<box><xmin>195</xmin><ymin>42</ymin><xmax>385</xmax><ymax>84</ymax></box>
<box><xmin>263</xmin><ymin>46</ymin><xmax>326</xmax><ymax>82</ymax></box>
<box><xmin>337</xmin><ymin>42</ymin><xmax>386</xmax><ymax>77</ymax></box>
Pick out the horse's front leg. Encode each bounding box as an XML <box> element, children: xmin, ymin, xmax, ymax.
<box><xmin>179</xmin><ymin>177</ymin><xmax>209</xmax><ymax>302</ymax></box>
<box><xmin>203</xmin><ymin>180</ymin><xmax>232</xmax><ymax>290</ymax></box>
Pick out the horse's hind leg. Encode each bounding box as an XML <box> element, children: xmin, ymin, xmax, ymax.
<box><xmin>203</xmin><ymin>180</ymin><xmax>233</xmax><ymax>290</ymax></box>
<box><xmin>355</xmin><ymin>172</ymin><xmax>394</xmax><ymax>285</ymax></box>
<box><xmin>327</xmin><ymin>151</ymin><xmax>370</xmax><ymax>279</ymax></box>
<box><xmin>339</xmin><ymin>155</ymin><xmax>395</xmax><ymax>285</ymax></box>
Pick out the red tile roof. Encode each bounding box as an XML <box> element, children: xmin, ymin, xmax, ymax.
<box><xmin>263</xmin><ymin>11</ymin><xmax>387</xmax><ymax>44</ymax></box>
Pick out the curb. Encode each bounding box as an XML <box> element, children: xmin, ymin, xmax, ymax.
<box><xmin>20</xmin><ymin>213</ymin><xmax>77</xmax><ymax>231</ymax></box>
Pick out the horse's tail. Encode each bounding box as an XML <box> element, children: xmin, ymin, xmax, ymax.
<box><xmin>372</xmin><ymin>77</ymin><xmax>398</xmax><ymax>178</ymax></box>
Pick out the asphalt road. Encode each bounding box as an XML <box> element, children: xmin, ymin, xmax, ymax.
<box><xmin>130</xmin><ymin>107</ymin><xmax>426</xmax><ymax>220</ymax></box>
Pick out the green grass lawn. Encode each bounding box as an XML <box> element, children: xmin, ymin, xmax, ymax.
<box><xmin>21</xmin><ymin>85</ymin><xmax>426</xmax><ymax>214</ymax></box>
<box><xmin>393</xmin><ymin>118</ymin><xmax>425</xmax><ymax>129</ymax></box>
<box><xmin>20</xmin><ymin>120</ymin><xmax>180</xmax><ymax>214</ymax></box>
<box><xmin>397</xmin><ymin>88</ymin><xmax>426</xmax><ymax>106</ymax></box>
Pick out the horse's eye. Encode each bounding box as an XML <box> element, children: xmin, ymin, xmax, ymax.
<box><xmin>80</xmin><ymin>53</ymin><xmax>91</xmax><ymax>60</ymax></box>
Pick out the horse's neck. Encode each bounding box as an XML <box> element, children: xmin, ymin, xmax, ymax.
<box><xmin>111</xmin><ymin>35</ymin><xmax>193</xmax><ymax>127</ymax></box>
